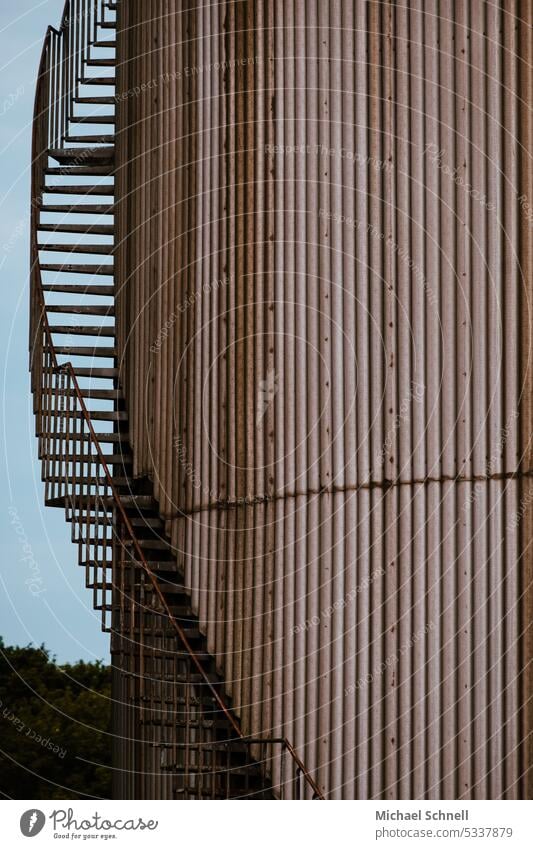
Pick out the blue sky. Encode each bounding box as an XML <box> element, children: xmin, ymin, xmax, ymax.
<box><xmin>0</xmin><ymin>1</ymin><xmax>108</xmax><ymax>662</ymax></box>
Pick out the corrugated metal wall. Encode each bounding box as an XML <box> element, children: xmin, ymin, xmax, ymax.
<box><xmin>519</xmin><ymin>0</ymin><xmax>533</xmax><ymax>803</ymax></box>
<box><xmin>115</xmin><ymin>1</ymin><xmax>531</xmax><ymax>798</ymax></box>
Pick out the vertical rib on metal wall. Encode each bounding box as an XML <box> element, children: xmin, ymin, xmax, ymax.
<box><xmin>518</xmin><ymin>0</ymin><xmax>533</xmax><ymax>802</ymax></box>
<box><xmin>115</xmin><ymin>1</ymin><xmax>530</xmax><ymax>798</ymax></box>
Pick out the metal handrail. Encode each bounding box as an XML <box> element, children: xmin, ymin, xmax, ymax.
<box><xmin>29</xmin><ymin>7</ymin><xmax>325</xmax><ymax>802</ymax></box>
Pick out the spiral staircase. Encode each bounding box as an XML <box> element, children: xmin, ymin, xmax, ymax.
<box><xmin>29</xmin><ymin>0</ymin><xmax>322</xmax><ymax>800</ymax></box>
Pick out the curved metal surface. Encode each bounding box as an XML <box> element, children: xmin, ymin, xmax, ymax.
<box><xmin>114</xmin><ymin>0</ymin><xmax>531</xmax><ymax>799</ymax></box>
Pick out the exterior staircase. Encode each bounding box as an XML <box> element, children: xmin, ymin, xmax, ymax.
<box><xmin>30</xmin><ymin>0</ymin><xmax>323</xmax><ymax>800</ymax></box>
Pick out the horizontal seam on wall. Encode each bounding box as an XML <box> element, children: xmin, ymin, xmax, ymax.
<box><xmin>160</xmin><ymin>469</ymin><xmax>533</xmax><ymax>519</ymax></box>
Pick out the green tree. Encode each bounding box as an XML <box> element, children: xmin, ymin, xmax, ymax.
<box><xmin>0</xmin><ymin>638</ymin><xmax>111</xmax><ymax>799</ymax></box>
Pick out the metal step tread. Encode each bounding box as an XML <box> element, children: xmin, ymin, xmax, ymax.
<box><xmin>77</xmin><ymin>78</ymin><xmax>116</xmax><ymax>86</ymax></box>
<box><xmin>129</xmin><ymin>517</ymin><xmax>164</xmax><ymax>531</ymax></box>
<box><xmin>81</xmin><ymin>410</ymin><xmax>127</xmax><ymax>421</ymax></box>
<box><xmin>45</xmin><ymin>166</ymin><xmax>114</xmax><ymax>176</ymax></box>
<box><xmin>45</xmin><ymin>493</ymin><xmax>153</xmax><ymax>509</ymax></box>
<box><xmin>85</xmin><ymin>59</ymin><xmax>117</xmax><ymax>68</ymax></box>
<box><xmin>42</xmin><ymin>284</ymin><xmax>114</xmax><ymax>295</ymax></box>
<box><xmin>74</xmin><ymin>96</ymin><xmax>116</xmax><ymax>105</ymax></box>
<box><xmin>44</xmin><ymin>475</ymin><xmax>127</xmax><ymax>486</ymax></box>
<box><xmin>137</xmin><ymin>538</ymin><xmax>171</xmax><ymax>551</ymax></box>
<box><xmin>65</xmin><ymin>134</ymin><xmax>115</xmax><ymax>143</ymax></box>
<box><xmin>45</xmin><ymin>453</ymin><xmax>131</xmax><ymax>464</ymax></box>
<box><xmin>163</xmin><ymin>764</ymin><xmax>262</xmax><ymax>778</ymax></box>
<box><xmin>49</xmin><ymin>147</ymin><xmax>114</xmax><ymax>163</ymax></box>
<box><xmin>40</xmin><ymin>430</ymin><xmax>127</xmax><ymax>444</ymax></box>
<box><xmin>72</xmin><ymin>367</ymin><xmax>119</xmax><ymax>377</ymax></box>
<box><xmin>43</xmin><ymin>184</ymin><xmax>114</xmax><ymax>195</ymax></box>
<box><xmin>39</xmin><ymin>244</ymin><xmax>114</xmax><ymax>255</ymax></box>
<box><xmin>49</xmin><ymin>325</ymin><xmax>115</xmax><ymax>336</ymax></box>
<box><xmin>46</xmin><ymin>304</ymin><xmax>114</xmax><ymax>316</ymax></box>
<box><xmin>70</xmin><ymin>115</ymin><xmax>116</xmax><ymax>124</ymax></box>
<box><xmin>40</xmin><ymin>263</ymin><xmax>113</xmax><ymax>275</ymax></box>
<box><xmin>39</xmin><ymin>223</ymin><xmax>115</xmax><ymax>235</ymax></box>
<box><xmin>40</xmin><ymin>204</ymin><xmax>114</xmax><ymax>214</ymax></box>
<box><xmin>54</xmin><ymin>345</ymin><xmax>116</xmax><ymax>357</ymax></box>
<box><xmin>79</xmin><ymin>386</ymin><xmax>122</xmax><ymax>399</ymax></box>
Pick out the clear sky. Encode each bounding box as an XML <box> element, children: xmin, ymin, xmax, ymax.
<box><xmin>0</xmin><ymin>1</ymin><xmax>109</xmax><ymax>662</ymax></box>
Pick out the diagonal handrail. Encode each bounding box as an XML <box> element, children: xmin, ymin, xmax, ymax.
<box><xmin>29</xmin><ymin>6</ymin><xmax>325</xmax><ymax>802</ymax></box>
<box><xmin>65</xmin><ymin>361</ymin><xmax>242</xmax><ymax>738</ymax></box>
<box><xmin>65</xmin><ymin>361</ymin><xmax>324</xmax><ymax>799</ymax></box>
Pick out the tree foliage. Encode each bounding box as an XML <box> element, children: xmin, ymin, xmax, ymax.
<box><xmin>0</xmin><ymin>638</ymin><xmax>112</xmax><ymax>799</ymax></box>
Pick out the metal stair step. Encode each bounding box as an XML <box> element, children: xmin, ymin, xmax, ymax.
<box><xmin>44</xmin><ymin>475</ymin><xmax>127</xmax><ymax>486</ymax></box>
<box><xmin>98</xmin><ymin>21</ymin><xmax>116</xmax><ymax>29</ymax></box>
<box><xmin>45</xmin><ymin>493</ymin><xmax>154</xmax><ymax>509</ymax></box>
<box><xmin>172</xmin><ymin>789</ymin><xmax>270</xmax><ymax>800</ymax></box>
<box><xmin>49</xmin><ymin>325</ymin><xmax>115</xmax><ymax>336</ymax></box>
<box><xmin>74</xmin><ymin>493</ymin><xmax>150</xmax><ymax>506</ymax></box>
<box><xmin>161</xmin><ymin>740</ymin><xmax>250</xmax><ymax>754</ymax></box>
<box><xmin>77</xmin><ymin>78</ymin><xmax>116</xmax><ymax>86</ymax></box>
<box><xmin>46</xmin><ymin>453</ymin><xmax>131</xmax><ymax>465</ymax></box>
<box><xmin>46</xmin><ymin>304</ymin><xmax>114</xmax><ymax>316</ymax></box>
<box><xmin>42</xmin><ymin>284</ymin><xmax>114</xmax><ymax>295</ymax></box>
<box><xmin>40</xmin><ymin>263</ymin><xmax>113</xmax><ymax>275</ymax></box>
<box><xmin>78</xmin><ymin>387</ymin><xmax>122</xmax><ymax>399</ymax></box>
<box><xmin>149</xmin><ymin>562</ymin><xmax>182</xmax><ymax>575</ymax></box>
<box><xmin>79</xmin><ymin>410</ymin><xmax>127</xmax><ymax>421</ymax></box>
<box><xmin>40</xmin><ymin>204</ymin><xmax>114</xmax><ymax>214</ymax></box>
<box><xmin>164</xmin><ymin>765</ymin><xmax>262</xmax><ymax>778</ymax></box>
<box><xmin>65</xmin><ymin>452</ymin><xmax>129</xmax><ymax>467</ymax></box>
<box><xmin>70</xmin><ymin>114</ymin><xmax>116</xmax><ymax>124</ymax></box>
<box><xmin>138</xmin><ymin>692</ymin><xmax>215</xmax><ymax>707</ymax></box>
<box><xmin>39</xmin><ymin>223</ymin><xmax>114</xmax><ymax>235</ymax></box>
<box><xmin>49</xmin><ymin>147</ymin><xmax>114</xmax><ymax>164</ymax></box>
<box><xmin>165</xmin><ymin>605</ymin><xmax>195</xmax><ymax>620</ymax></box>
<box><xmin>45</xmin><ymin>166</ymin><xmax>114</xmax><ymax>176</ymax></box>
<box><xmin>137</xmin><ymin>539</ymin><xmax>172</xmax><ymax>552</ymax></box>
<box><xmin>65</xmin><ymin>134</ymin><xmax>115</xmax><ymax>143</ymax></box>
<box><xmin>40</xmin><ymin>430</ymin><xmax>127</xmax><ymax>443</ymax></box>
<box><xmin>42</xmin><ymin>453</ymin><xmax>121</xmax><ymax>476</ymax></box>
<box><xmin>137</xmin><ymin>718</ymin><xmax>195</xmax><ymax>729</ymax></box>
<box><xmin>134</xmin><ymin>530</ymin><xmax>169</xmax><ymax>546</ymax></box>
<box><xmin>74</xmin><ymin>96</ymin><xmax>116</xmax><ymax>105</ymax></box>
<box><xmin>91</xmin><ymin>40</ymin><xmax>117</xmax><ymax>49</ymax></box>
<box><xmin>73</xmin><ymin>368</ymin><xmax>118</xmax><ymax>377</ymax></box>
<box><xmin>163</xmin><ymin>718</ymin><xmax>238</xmax><ymax>730</ymax></box>
<box><xmin>54</xmin><ymin>345</ymin><xmax>116</xmax><ymax>357</ymax></box>
<box><xmin>39</xmin><ymin>243</ymin><xmax>114</xmax><ymax>255</ymax></box>
<box><xmin>85</xmin><ymin>59</ymin><xmax>117</xmax><ymax>68</ymax></box>
<box><xmin>155</xmin><ymin>580</ymin><xmax>188</xmax><ymax>595</ymax></box>
<box><xmin>43</xmin><ymin>184</ymin><xmax>114</xmax><ymax>196</ymax></box>
<box><xmin>73</xmin><ymin>533</ymin><xmax>113</xmax><ymax>545</ymax></box>
<box><xmin>129</xmin><ymin>516</ymin><xmax>164</xmax><ymax>529</ymax></box>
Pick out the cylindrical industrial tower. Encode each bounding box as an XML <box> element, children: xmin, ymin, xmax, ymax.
<box><xmin>113</xmin><ymin>1</ymin><xmax>532</xmax><ymax>798</ymax></box>
<box><xmin>29</xmin><ymin>0</ymin><xmax>532</xmax><ymax>799</ymax></box>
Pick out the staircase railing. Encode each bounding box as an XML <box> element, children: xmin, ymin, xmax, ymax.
<box><xmin>39</xmin><ymin>0</ymin><xmax>114</xmax><ymax>150</ymax></box>
<box><xmin>29</xmin><ymin>4</ymin><xmax>324</xmax><ymax>801</ymax></box>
